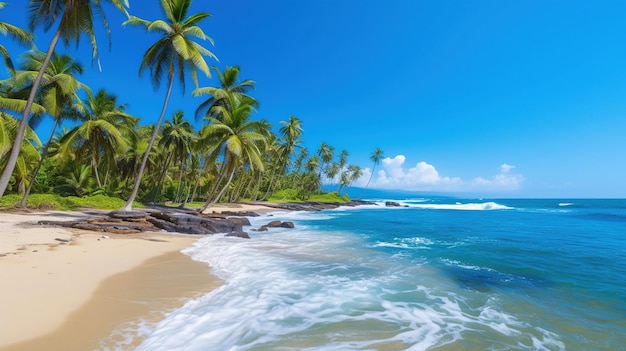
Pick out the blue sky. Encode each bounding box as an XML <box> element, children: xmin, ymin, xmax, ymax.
<box><xmin>2</xmin><ymin>0</ymin><xmax>626</xmax><ymax>198</ymax></box>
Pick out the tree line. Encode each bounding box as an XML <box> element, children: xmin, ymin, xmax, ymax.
<box><xmin>0</xmin><ymin>0</ymin><xmax>383</xmax><ymax>209</ymax></box>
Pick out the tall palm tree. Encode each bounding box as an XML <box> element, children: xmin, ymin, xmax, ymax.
<box><xmin>199</xmin><ymin>92</ymin><xmax>266</xmax><ymax>211</ymax></box>
<box><xmin>57</xmin><ymin>89</ymin><xmax>136</xmax><ymax>189</ymax></box>
<box><xmin>358</xmin><ymin>147</ymin><xmax>383</xmax><ymax>199</ymax></box>
<box><xmin>121</xmin><ymin>0</ymin><xmax>217</xmax><ymax>211</ymax></box>
<box><xmin>193</xmin><ymin>65</ymin><xmax>256</xmax><ymax>121</ymax></box>
<box><xmin>0</xmin><ymin>2</ymin><xmax>33</xmax><ymax>73</ymax></box>
<box><xmin>0</xmin><ymin>0</ymin><xmax>129</xmax><ymax>197</ymax></box>
<box><xmin>7</xmin><ymin>51</ymin><xmax>88</xmax><ymax>206</ymax></box>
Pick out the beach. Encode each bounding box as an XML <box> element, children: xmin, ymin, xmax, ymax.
<box><xmin>0</xmin><ymin>203</ymin><xmax>275</xmax><ymax>351</ymax></box>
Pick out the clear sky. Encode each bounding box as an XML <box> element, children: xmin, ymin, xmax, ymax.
<box><xmin>2</xmin><ymin>0</ymin><xmax>626</xmax><ymax>198</ymax></box>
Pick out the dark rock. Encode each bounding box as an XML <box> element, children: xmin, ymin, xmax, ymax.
<box><xmin>279</xmin><ymin>221</ymin><xmax>295</xmax><ymax>228</ymax></box>
<box><xmin>385</xmin><ymin>201</ymin><xmax>402</xmax><ymax>207</ymax></box>
<box><xmin>108</xmin><ymin>210</ymin><xmax>148</xmax><ymax>219</ymax></box>
<box><xmin>54</xmin><ymin>238</ymin><xmax>70</xmax><ymax>243</ymax></box>
<box><xmin>225</xmin><ymin>231</ymin><xmax>250</xmax><ymax>239</ymax></box>
<box><xmin>255</xmin><ymin>226</ymin><xmax>268</xmax><ymax>232</ymax></box>
<box><xmin>226</xmin><ymin>217</ymin><xmax>251</xmax><ymax>227</ymax></box>
<box><xmin>265</xmin><ymin>220</ymin><xmax>282</xmax><ymax>227</ymax></box>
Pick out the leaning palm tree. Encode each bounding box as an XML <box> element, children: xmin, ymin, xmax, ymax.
<box><xmin>0</xmin><ymin>0</ymin><xmax>129</xmax><ymax>197</ymax></box>
<box><xmin>358</xmin><ymin>147</ymin><xmax>384</xmax><ymax>199</ymax></box>
<box><xmin>7</xmin><ymin>51</ymin><xmax>88</xmax><ymax>207</ymax></box>
<box><xmin>120</xmin><ymin>0</ymin><xmax>217</xmax><ymax>211</ymax></box>
<box><xmin>199</xmin><ymin>92</ymin><xmax>266</xmax><ymax>211</ymax></box>
<box><xmin>0</xmin><ymin>2</ymin><xmax>33</xmax><ymax>73</ymax></box>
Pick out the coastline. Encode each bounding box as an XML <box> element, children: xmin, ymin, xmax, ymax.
<box><xmin>0</xmin><ymin>203</ymin><xmax>277</xmax><ymax>350</ymax></box>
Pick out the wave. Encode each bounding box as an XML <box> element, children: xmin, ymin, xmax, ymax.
<box><xmin>409</xmin><ymin>201</ymin><xmax>511</xmax><ymax>211</ymax></box>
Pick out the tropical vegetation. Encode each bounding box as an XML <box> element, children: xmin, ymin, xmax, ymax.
<box><xmin>0</xmin><ymin>0</ymin><xmax>381</xmax><ymax>209</ymax></box>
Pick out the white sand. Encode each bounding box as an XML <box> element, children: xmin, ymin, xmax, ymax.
<box><xmin>0</xmin><ymin>203</ymin><xmax>277</xmax><ymax>348</ymax></box>
<box><xmin>0</xmin><ymin>212</ymin><xmax>197</xmax><ymax>347</ymax></box>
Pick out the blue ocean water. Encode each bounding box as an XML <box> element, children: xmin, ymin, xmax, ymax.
<box><xmin>127</xmin><ymin>198</ymin><xmax>626</xmax><ymax>350</ymax></box>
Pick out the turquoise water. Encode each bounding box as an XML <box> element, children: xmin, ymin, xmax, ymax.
<box><xmin>128</xmin><ymin>198</ymin><xmax>626</xmax><ymax>350</ymax></box>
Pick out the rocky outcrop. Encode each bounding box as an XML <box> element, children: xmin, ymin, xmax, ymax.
<box><xmin>256</xmin><ymin>220</ymin><xmax>296</xmax><ymax>231</ymax></box>
<box><xmin>39</xmin><ymin>209</ymin><xmax>254</xmax><ymax>237</ymax></box>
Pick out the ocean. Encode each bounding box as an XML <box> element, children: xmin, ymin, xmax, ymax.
<box><xmin>114</xmin><ymin>198</ymin><xmax>626</xmax><ymax>350</ymax></box>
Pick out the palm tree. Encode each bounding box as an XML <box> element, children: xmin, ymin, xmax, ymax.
<box><xmin>358</xmin><ymin>147</ymin><xmax>383</xmax><ymax>199</ymax></box>
<box><xmin>199</xmin><ymin>92</ymin><xmax>266</xmax><ymax>211</ymax></box>
<box><xmin>158</xmin><ymin>110</ymin><xmax>193</xmax><ymax>202</ymax></box>
<box><xmin>57</xmin><ymin>89</ymin><xmax>136</xmax><ymax>189</ymax></box>
<box><xmin>0</xmin><ymin>0</ymin><xmax>129</xmax><ymax>197</ymax></box>
<box><xmin>0</xmin><ymin>2</ymin><xmax>33</xmax><ymax>73</ymax></box>
<box><xmin>193</xmin><ymin>65</ymin><xmax>256</xmax><ymax>121</ymax></box>
<box><xmin>262</xmin><ymin>115</ymin><xmax>302</xmax><ymax>199</ymax></box>
<box><xmin>120</xmin><ymin>0</ymin><xmax>217</xmax><ymax>211</ymax></box>
<box><xmin>7</xmin><ymin>51</ymin><xmax>88</xmax><ymax>206</ymax></box>
<box><xmin>317</xmin><ymin>141</ymin><xmax>334</xmax><ymax>181</ymax></box>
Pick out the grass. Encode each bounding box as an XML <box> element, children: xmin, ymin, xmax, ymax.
<box><xmin>0</xmin><ymin>194</ymin><xmax>144</xmax><ymax>211</ymax></box>
<box><xmin>267</xmin><ymin>190</ymin><xmax>350</xmax><ymax>203</ymax></box>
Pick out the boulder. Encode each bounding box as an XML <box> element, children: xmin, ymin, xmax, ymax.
<box><xmin>225</xmin><ymin>231</ymin><xmax>250</xmax><ymax>239</ymax></box>
<box><xmin>385</xmin><ymin>201</ymin><xmax>402</xmax><ymax>207</ymax></box>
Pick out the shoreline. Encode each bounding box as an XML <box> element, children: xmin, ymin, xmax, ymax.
<box><xmin>0</xmin><ymin>203</ymin><xmax>278</xmax><ymax>350</ymax></box>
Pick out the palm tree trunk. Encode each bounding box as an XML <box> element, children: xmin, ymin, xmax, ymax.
<box><xmin>0</xmin><ymin>28</ymin><xmax>61</xmax><ymax>197</ymax></box>
<box><xmin>189</xmin><ymin>157</ymin><xmax>208</xmax><ymax>204</ymax></box>
<box><xmin>174</xmin><ymin>159</ymin><xmax>185</xmax><ymax>203</ymax></box>
<box><xmin>19</xmin><ymin>118</ymin><xmax>58</xmax><ymax>207</ymax></box>
<box><xmin>92</xmin><ymin>149</ymin><xmax>102</xmax><ymax>188</ymax></box>
<box><xmin>203</xmin><ymin>164</ymin><xmax>236</xmax><ymax>211</ymax></box>
<box><xmin>357</xmin><ymin>164</ymin><xmax>376</xmax><ymax>200</ymax></box>
<box><xmin>120</xmin><ymin>73</ymin><xmax>174</xmax><ymax>211</ymax></box>
<box><xmin>152</xmin><ymin>153</ymin><xmax>172</xmax><ymax>203</ymax></box>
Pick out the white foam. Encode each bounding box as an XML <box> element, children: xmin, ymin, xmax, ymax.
<box><xmin>408</xmin><ymin>201</ymin><xmax>512</xmax><ymax>211</ymax></box>
<box><xmin>128</xmin><ymin>222</ymin><xmax>561</xmax><ymax>351</ymax></box>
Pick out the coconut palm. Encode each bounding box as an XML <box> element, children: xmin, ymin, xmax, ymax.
<box><xmin>0</xmin><ymin>2</ymin><xmax>33</xmax><ymax>72</ymax></box>
<box><xmin>56</xmin><ymin>89</ymin><xmax>136</xmax><ymax>189</ymax></box>
<box><xmin>121</xmin><ymin>0</ymin><xmax>217</xmax><ymax>211</ymax></box>
<box><xmin>157</xmin><ymin>110</ymin><xmax>193</xmax><ymax>202</ymax></box>
<box><xmin>0</xmin><ymin>0</ymin><xmax>129</xmax><ymax>197</ymax></box>
<box><xmin>7</xmin><ymin>51</ymin><xmax>88</xmax><ymax>206</ymax></box>
<box><xmin>199</xmin><ymin>92</ymin><xmax>266</xmax><ymax>211</ymax></box>
<box><xmin>358</xmin><ymin>147</ymin><xmax>383</xmax><ymax>199</ymax></box>
<box><xmin>317</xmin><ymin>141</ymin><xmax>334</xmax><ymax>181</ymax></box>
<box><xmin>193</xmin><ymin>65</ymin><xmax>256</xmax><ymax>121</ymax></box>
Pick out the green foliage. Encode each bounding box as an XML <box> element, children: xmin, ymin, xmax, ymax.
<box><xmin>0</xmin><ymin>193</ymin><xmax>143</xmax><ymax>210</ymax></box>
<box><xmin>268</xmin><ymin>189</ymin><xmax>349</xmax><ymax>203</ymax></box>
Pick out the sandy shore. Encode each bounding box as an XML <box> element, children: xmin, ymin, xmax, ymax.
<box><xmin>0</xmin><ymin>203</ymin><xmax>277</xmax><ymax>350</ymax></box>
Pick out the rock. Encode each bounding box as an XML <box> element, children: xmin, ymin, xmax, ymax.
<box><xmin>265</xmin><ymin>220</ymin><xmax>282</xmax><ymax>227</ymax></box>
<box><xmin>225</xmin><ymin>231</ymin><xmax>250</xmax><ymax>239</ymax></box>
<box><xmin>385</xmin><ymin>201</ymin><xmax>402</xmax><ymax>207</ymax></box>
<box><xmin>226</xmin><ymin>217</ymin><xmax>251</xmax><ymax>227</ymax></box>
<box><xmin>54</xmin><ymin>238</ymin><xmax>70</xmax><ymax>243</ymax></box>
<box><xmin>108</xmin><ymin>210</ymin><xmax>148</xmax><ymax>219</ymax></box>
<box><xmin>279</xmin><ymin>221</ymin><xmax>295</xmax><ymax>228</ymax></box>
<box><xmin>255</xmin><ymin>226</ymin><xmax>268</xmax><ymax>232</ymax></box>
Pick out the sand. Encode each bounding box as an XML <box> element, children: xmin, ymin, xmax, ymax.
<box><xmin>0</xmin><ymin>203</ymin><xmax>277</xmax><ymax>350</ymax></box>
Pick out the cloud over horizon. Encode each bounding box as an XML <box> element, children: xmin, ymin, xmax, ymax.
<box><xmin>354</xmin><ymin>155</ymin><xmax>523</xmax><ymax>193</ymax></box>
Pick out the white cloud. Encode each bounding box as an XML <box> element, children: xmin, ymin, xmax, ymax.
<box><xmin>354</xmin><ymin>155</ymin><xmax>524</xmax><ymax>193</ymax></box>
<box><xmin>365</xmin><ymin>156</ymin><xmax>460</xmax><ymax>190</ymax></box>
<box><xmin>500</xmin><ymin>164</ymin><xmax>515</xmax><ymax>173</ymax></box>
